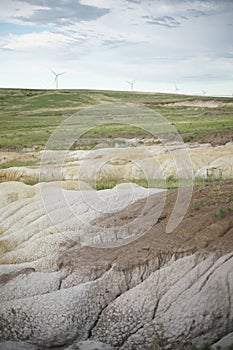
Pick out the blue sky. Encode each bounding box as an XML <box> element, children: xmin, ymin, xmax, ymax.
<box><xmin>0</xmin><ymin>0</ymin><xmax>233</xmax><ymax>95</ymax></box>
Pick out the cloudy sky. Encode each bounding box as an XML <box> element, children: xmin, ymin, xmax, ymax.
<box><xmin>0</xmin><ymin>0</ymin><xmax>233</xmax><ymax>95</ymax></box>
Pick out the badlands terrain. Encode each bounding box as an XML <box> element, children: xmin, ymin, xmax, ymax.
<box><xmin>0</xmin><ymin>89</ymin><xmax>233</xmax><ymax>350</ymax></box>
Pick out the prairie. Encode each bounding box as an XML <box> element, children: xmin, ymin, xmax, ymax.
<box><xmin>0</xmin><ymin>88</ymin><xmax>232</xmax><ymax>150</ymax></box>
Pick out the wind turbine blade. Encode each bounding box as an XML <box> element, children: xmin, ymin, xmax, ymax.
<box><xmin>49</xmin><ymin>68</ymin><xmax>57</xmax><ymax>76</ymax></box>
<box><xmin>57</xmin><ymin>72</ymin><xmax>66</xmax><ymax>76</ymax></box>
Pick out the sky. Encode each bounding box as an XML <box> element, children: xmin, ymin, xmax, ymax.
<box><xmin>0</xmin><ymin>0</ymin><xmax>233</xmax><ymax>95</ymax></box>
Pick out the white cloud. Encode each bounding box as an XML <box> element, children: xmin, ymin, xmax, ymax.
<box><xmin>0</xmin><ymin>0</ymin><xmax>232</xmax><ymax>95</ymax></box>
<box><xmin>0</xmin><ymin>0</ymin><xmax>47</xmax><ymax>24</ymax></box>
<box><xmin>1</xmin><ymin>31</ymin><xmax>80</xmax><ymax>51</ymax></box>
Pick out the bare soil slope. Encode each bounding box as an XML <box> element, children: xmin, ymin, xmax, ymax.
<box><xmin>60</xmin><ymin>181</ymin><xmax>233</xmax><ymax>273</ymax></box>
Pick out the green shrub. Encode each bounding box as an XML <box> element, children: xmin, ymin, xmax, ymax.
<box><xmin>193</xmin><ymin>203</ymin><xmax>200</xmax><ymax>211</ymax></box>
<box><xmin>216</xmin><ymin>207</ymin><xmax>227</xmax><ymax>218</ymax></box>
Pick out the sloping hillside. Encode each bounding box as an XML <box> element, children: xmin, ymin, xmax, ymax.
<box><xmin>0</xmin><ymin>88</ymin><xmax>232</xmax><ymax>150</ymax></box>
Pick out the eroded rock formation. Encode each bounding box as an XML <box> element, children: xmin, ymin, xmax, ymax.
<box><xmin>0</xmin><ymin>142</ymin><xmax>233</xmax><ymax>184</ymax></box>
<box><xmin>0</xmin><ymin>181</ymin><xmax>233</xmax><ymax>349</ymax></box>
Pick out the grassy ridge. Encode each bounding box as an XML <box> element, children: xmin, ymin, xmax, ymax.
<box><xmin>0</xmin><ymin>88</ymin><xmax>232</xmax><ymax>150</ymax></box>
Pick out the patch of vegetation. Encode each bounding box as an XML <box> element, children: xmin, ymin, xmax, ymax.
<box><xmin>216</xmin><ymin>207</ymin><xmax>227</xmax><ymax>218</ymax></box>
<box><xmin>0</xmin><ymin>88</ymin><xmax>232</xmax><ymax>150</ymax></box>
<box><xmin>89</xmin><ymin>176</ymin><xmax>179</xmax><ymax>191</ymax></box>
<box><xmin>23</xmin><ymin>179</ymin><xmax>40</xmax><ymax>186</ymax></box>
<box><xmin>193</xmin><ymin>203</ymin><xmax>200</xmax><ymax>211</ymax></box>
<box><xmin>95</xmin><ymin>180</ymin><xmax>119</xmax><ymax>191</ymax></box>
<box><xmin>226</xmin><ymin>197</ymin><xmax>233</xmax><ymax>203</ymax></box>
<box><xmin>0</xmin><ymin>160</ymin><xmax>38</xmax><ymax>169</ymax></box>
<box><xmin>194</xmin><ymin>177</ymin><xmax>224</xmax><ymax>190</ymax></box>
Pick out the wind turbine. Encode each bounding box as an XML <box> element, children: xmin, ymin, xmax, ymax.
<box><xmin>126</xmin><ymin>80</ymin><xmax>135</xmax><ymax>91</ymax></box>
<box><xmin>49</xmin><ymin>68</ymin><xmax>66</xmax><ymax>89</ymax></box>
<box><xmin>174</xmin><ymin>81</ymin><xmax>180</xmax><ymax>94</ymax></box>
<box><xmin>202</xmin><ymin>88</ymin><xmax>206</xmax><ymax>96</ymax></box>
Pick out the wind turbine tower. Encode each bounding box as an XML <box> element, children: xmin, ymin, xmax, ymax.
<box><xmin>49</xmin><ymin>69</ymin><xmax>66</xmax><ymax>89</ymax></box>
<box><xmin>126</xmin><ymin>80</ymin><xmax>135</xmax><ymax>91</ymax></box>
<box><xmin>202</xmin><ymin>88</ymin><xmax>206</xmax><ymax>96</ymax></box>
<box><xmin>174</xmin><ymin>81</ymin><xmax>180</xmax><ymax>94</ymax></box>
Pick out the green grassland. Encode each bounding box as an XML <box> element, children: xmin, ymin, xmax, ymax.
<box><xmin>0</xmin><ymin>88</ymin><xmax>232</xmax><ymax>150</ymax></box>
